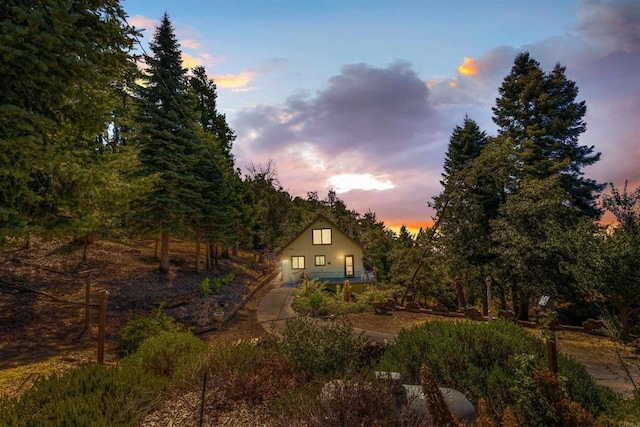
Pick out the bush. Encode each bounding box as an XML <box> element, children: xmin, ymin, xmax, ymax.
<box><xmin>272</xmin><ymin>373</ymin><xmax>403</xmax><ymax>427</ymax></box>
<box><xmin>281</xmin><ymin>317</ymin><xmax>367</xmax><ymax>378</ymax></box>
<box><xmin>204</xmin><ymin>342</ymin><xmax>304</xmax><ymax>407</ymax></box>
<box><xmin>292</xmin><ymin>277</ymin><xmax>377</xmax><ymax>317</ymax></box>
<box><xmin>123</xmin><ymin>331</ymin><xmax>207</xmax><ymax>383</ymax></box>
<box><xmin>378</xmin><ymin>319</ymin><xmax>617</xmax><ymax>425</ymax></box>
<box><xmin>118</xmin><ymin>309</ymin><xmax>184</xmax><ymax>355</ymax></box>
<box><xmin>0</xmin><ymin>363</ymin><xmax>165</xmax><ymax>426</ymax></box>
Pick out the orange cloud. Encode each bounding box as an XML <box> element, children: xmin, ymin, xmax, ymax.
<box><xmin>449</xmin><ymin>77</ymin><xmax>458</xmax><ymax>88</ymax></box>
<box><xmin>213</xmin><ymin>70</ymin><xmax>256</xmax><ymax>89</ymax></box>
<box><xmin>181</xmin><ymin>52</ymin><xmax>201</xmax><ymax>69</ymax></box>
<box><xmin>457</xmin><ymin>56</ymin><xmax>479</xmax><ymax>76</ymax></box>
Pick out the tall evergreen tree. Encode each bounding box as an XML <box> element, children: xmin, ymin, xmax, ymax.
<box><xmin>132</xmin><ymin>13</ymin><xmax>202</xmax><ymax>273</ymax></box>
<box><xmin>492</xmin><ymin>52</ymin><xmax>603</xmax><ymax>217</ymax></box>
<box><xmin>431</xmin><ymin>117</ymin><xmax>497</xmax><ymax>313</ymax></box>
<box><xmin>491</xmin><ymin>52</ymin><xmax>604</xmax><ymax>319</ymax></box>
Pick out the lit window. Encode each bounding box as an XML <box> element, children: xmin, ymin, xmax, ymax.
<box><xmin>315</xmin><ymin>255</ymin><xmax>326</xmax><ymax>266</ymax></box>
<box><xmin>312</xmin><ymin>228</ymin><xmax>332</xmax><ymax>245</ymax></box>
<box><xmin>291</xmin><ymin>256</ymin><xmax>305</xmax><ymax>269</ymax></box>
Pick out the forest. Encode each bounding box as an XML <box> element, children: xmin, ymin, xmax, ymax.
<box><xmin>2</xmin><ymin>1</ymin><xmax>639</xmax><ymax>339</ymax></box>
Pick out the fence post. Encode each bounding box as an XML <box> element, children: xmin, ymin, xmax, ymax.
<box><xmin>84</xmin><ymin>276</ymin><xmax>91</xmax><ymax>330</ymax></box>
<box><xmin>98</xmin><ymin>290</ymin><xmax>108</xmax><ymax>365</ymax></box>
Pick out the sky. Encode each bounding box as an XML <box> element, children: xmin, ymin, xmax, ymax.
<box><xmin>123</xmin><ymin>0</ymin><xmax>640</xmax><ymax>233</ymax></box>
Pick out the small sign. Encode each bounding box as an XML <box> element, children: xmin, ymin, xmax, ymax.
<box><xmin>538</xmin><ymin>295</ymin><xmax>550</xmax><ymax>306</ymax></box>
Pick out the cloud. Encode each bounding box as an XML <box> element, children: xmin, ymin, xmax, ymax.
<box><xmin>328</xmin><ymin>173</ymin><xmax>395</xmax><ymax>193</ymax></box>
<box><xmin>181</xmin><ymin>52</ymin><xmax>201</xmax><ymax>69</ymax></box>
<box><xmin>180</xmin><ymin>39</ymin><xmax>201</xmax><ymax>50</ymax></box>
<box><xmin>576</xmin><ymin>0</ymin><xmax>640</xmax><ymax>54</ymax></box>
<box><xmin>235</xmin><ymin>61</ymin><xmax>443</xmax><ymax>164</ymax></box>
<box><xmin>457</xmin><ymin>57</ymin><xmax>479</xmax><ymax>76</ymax></box>
<box><xmin>214</xmin><ymin>70</ymin><xmax>257</xmax><ymax>89</ymax></box>
<box><xmin>128</xmin><ymin>15</ymin><xmax>157</xmax><ymax>33</ymax></box>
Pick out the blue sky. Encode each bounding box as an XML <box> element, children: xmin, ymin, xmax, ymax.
<box><xmin>123</xmin><ymin>0</ymin><xmax>640</xmax><ymax>232</ymax></box>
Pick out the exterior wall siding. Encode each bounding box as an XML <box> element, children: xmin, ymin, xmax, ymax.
<box><xmin>280</xmin><ymin>217</ymin><xmax>364</xmax><ymax>284</ymax></box>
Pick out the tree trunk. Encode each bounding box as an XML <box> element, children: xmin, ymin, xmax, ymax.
<box><xmin>159</xmin><ymin>229</ymin><xmax>170</xmax><ymax>274</ymax></box>
<box><xmin>205</xmin><ymin>239</ymin><xmax>212</xmax><ymax>271</ymax></box>
<box><xmin>213</xmin><ymin>243</ymin><xmax>219</xmax><ymax>266</ymax></box>
<box><xmin>154</xmin><ymin>238</ymin><xmax>159</xmax><ymax>260</ymax></box>
<box><xmin>511</xmin><ymin>284</ymin><xmax>519</xmax><ymax>317</ymax></box>
<box><xmin>195</xmin><ymin>228</ymin><xmax>201</xmax><ymax>273</ymax></box>
<box><xmin>454</xmin><ymin>276</ymin><xmax>466</xmax><ymax>312</ymax></box>
<box><xmin>82</xmin><ymin>234</ymin><xmax>89</xmax><ymax>262</ymax></box>
<box><xmin>620</xmin><ymin>306</ymin><xmax>639</xmax><ymax>340</ymax></box>
<box><xmin>517</xmin><ymin>291</ymin><xmax>529</xmax><ymax>321</ymax></box>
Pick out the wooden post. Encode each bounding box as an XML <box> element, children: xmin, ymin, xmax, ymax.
<box><xmin>547</xmin><ymin>339</ymin><xmax>558</xmax><ymax>374</ymax></box>
<box><xmin>84</xmin><ymin>276</ymin><xmax>91</xmax><ymax>330</ymax></box>
<box><xmin>98</xmin><ymin>290</ymin><xmax>108</xmax><ymax>365</ymax></box>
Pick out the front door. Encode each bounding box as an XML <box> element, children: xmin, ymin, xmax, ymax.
<box><xmin>344</xmin><ymin>255</ymin><xmax>354</xmax><ymax>278</ymax></box>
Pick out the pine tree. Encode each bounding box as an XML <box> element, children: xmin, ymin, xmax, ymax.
<box><xmin>492</xmin><ymin>52</ymin><xmax>603</xmax><ymax>218</ymax></box>
<box><xmin>431</xmin><ymin>117</ymin><xmax>497</xmax><ymax>313</ymax></box>
<box><xmin>132</xmin><ymin>13</ymin><xmax>202</xmax><ymax>273</ymax></box>
<box><xmin>491</xmin><ymin>52</ymin><xmax>604</xmax><ymax>319</ymax></box>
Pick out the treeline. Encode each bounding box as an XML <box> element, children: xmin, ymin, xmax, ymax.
<box><xmin>2</xmin><ymin>3</ymin><xmax>638</xmax><ymax>336</ymax></box>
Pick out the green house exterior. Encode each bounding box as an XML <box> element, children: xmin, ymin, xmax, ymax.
<box><xmin>278</xmin><ymin>215</ymin><xmax>372</xmax><ymax>285</ymax></box>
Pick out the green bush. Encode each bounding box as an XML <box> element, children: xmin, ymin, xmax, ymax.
<box><xmin>123</xmin><ymin>331</ymin><xmax>208</xmax><ymax>383</ymax></box>
<box><xmin>292</xmin><ymin>277</ymin><xmax>376</xmax><ymax>317</ymax></box>
<box><xmin>198</xmin><ymin>273</ymin><xmax>234</xmax><ymax>296</ymax></box>
<box><xmin>378</xmin><ymin>319</ymin><xmax>617</xmax><ymax>425</ymax></box>
<box><xmin>117</xmin><ymin>309</ymin><xmax>184</xmax><ymax>355</ymax></box>
<box><xmin>0</xmin><ymin>363</ymin><xmax>165</xmax><ymax>426</ymax></box>
<box><xmin>281</xmin><ymin>317</ymin><xmax>367</xmax><ymax>377</ymax></box>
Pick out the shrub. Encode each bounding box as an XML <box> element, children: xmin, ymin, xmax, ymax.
<box><xmin>272</xmin><ymin>374</ymin><xmax>402</xmax><ymax>427</ymax></box>
<box><xmin>198</xmin><ymin>273</ymin><xmax>234</xmax><ymax>297</ymax></box>
<box><xmin>281</xmin><ymin>317</ymin><xmax>367</xmax><ymax>378</ymax></box>
<box><xmin>123</xmin><ymin>331</ymin><xmax>207</xmax><ymax>383</ymax></box>
<box><xmin>378</xmin><ymin>320</ymin><xmax>617</xmax><ymax>425</ymax></box>
<box><xmin>202</xmin><ymin>341</ymin><xmax>304</xmax><ymax>409</ymax></box>
<box><xmin>118</xmin><ymin>309</ymin><xmax>184</xmax><ymax>356</ymax></box>
<box><xmin>0</xmin><ymin>363</ymin><xmax>165</xmax><ymax>426</ymax></box>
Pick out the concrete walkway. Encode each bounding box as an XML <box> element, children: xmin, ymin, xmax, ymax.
<box><xmin>256</xmin><ymin>277</ymin><xmax>395</xmax><ymax>342</ymax></box>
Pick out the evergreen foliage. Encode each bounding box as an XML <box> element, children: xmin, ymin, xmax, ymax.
<box><xmin>131</xmin><ymin>13</ymin><xmax>203</xmax><ymax>272</ymax></box>
<box><xmin>0</xmin><ymin>0</ymin><xmax>138</xmax><ymax>237</ymax></box>
<box><xmin>492</xmin><ymin>52</ymin><xmax>603</xmax><ymax>218</ymax></box>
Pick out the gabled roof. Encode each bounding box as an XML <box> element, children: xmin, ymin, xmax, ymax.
<box><xmin>276</xmin><ymin>214</ymin><xmax>363</xmax><ymax>255</ymax></box>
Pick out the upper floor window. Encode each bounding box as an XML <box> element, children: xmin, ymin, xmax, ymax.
<box><xmin>315</xmin><ymin>255</ymin><xmax>326</xmax><ymax>266</ymax></box>
<box><xmin>312</xmin><ymin>228</ymin><xmax>332</xmax><ymax>245</ymax></box>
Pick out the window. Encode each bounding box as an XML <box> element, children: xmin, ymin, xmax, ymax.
<box><xmin>312</xmin><ymin>228</ymin><xmax>332</xmax><ymax>245</ymax></box>
<box><xmin>291</xmin><ymin>256</ymin><xmax>305</xmax><ymax>270</ymax></box>
<box><xmin>315</xmin><ymin>255</ymin><xmax>326</xmax><ymax>266</ymax></box>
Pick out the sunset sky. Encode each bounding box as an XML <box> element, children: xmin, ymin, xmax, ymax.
<box><xmin>123</xmin><ymin>0</ymin><xmax>640</xmax><ymax>233</ymax></box>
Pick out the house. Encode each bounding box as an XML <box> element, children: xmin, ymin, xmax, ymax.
<box><xmin>278</xmin><ymin>215</ymin><xmax>375</xmax><ymax>287</ymax></box>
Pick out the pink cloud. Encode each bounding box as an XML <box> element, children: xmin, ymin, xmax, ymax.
<box><xmin>128</xmin><ymin>15</ymin><xmax>156</xmax><ymax>32</ymax></box>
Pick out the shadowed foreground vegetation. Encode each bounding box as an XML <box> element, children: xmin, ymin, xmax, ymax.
<box><xmin>1</xmin><ymin>314</ymin><xmax>638</xmax><ymax>426</ymax></box>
